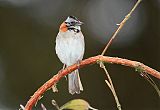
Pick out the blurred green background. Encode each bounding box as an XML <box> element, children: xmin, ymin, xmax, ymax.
<box><xmin>0</xmin><ymin>0</ymin><xmax>159</xmax><ymax>110</ymax></box>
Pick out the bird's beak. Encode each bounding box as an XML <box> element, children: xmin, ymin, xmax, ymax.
<box><xmin>77</xmin><ymin>21</ymin><xmax>84</xmax><ymax>25</ymax></box>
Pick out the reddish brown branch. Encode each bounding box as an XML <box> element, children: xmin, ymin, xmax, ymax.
<box><xmin>24</xmin><ymin>55</ymin><xmax>160</xmax><ymax>110</ymax></box>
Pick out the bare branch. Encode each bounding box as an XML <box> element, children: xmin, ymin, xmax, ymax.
<box><xmin>101</xmin><ymin>0</ymin><xmax>142</xmax><ymax>55</ymax></box>
<box><xmin>100</xmin><ymin>62</ymin><xmax>121</xmax><ymax>110</ymax></box>
<box><xmin>24</xmin><ymin>55</ymin><xmax>160</xmax><ymax>110</ymax></box>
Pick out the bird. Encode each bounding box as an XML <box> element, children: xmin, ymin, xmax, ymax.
<box><xmin>55</xmin><ymin>16</ymin><xmax>85</xmax><ymax>94</ymax></box>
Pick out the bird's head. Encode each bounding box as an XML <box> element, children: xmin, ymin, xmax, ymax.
<box><xmin>60</xmin><ymin>16</ymin><xmax>83</xmax><ymax>32</ymax></box>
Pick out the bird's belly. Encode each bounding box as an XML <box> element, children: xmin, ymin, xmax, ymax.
<box><xmin>56</xmin><ymin>35</ymin><xmax>84</xmax><ymax>66</ymax></box>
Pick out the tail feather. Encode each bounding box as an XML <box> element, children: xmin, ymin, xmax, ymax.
<box><xmin>68</xmin><ymin>69</ymin><xmax>83</xmax><ymax>94</ymax></box>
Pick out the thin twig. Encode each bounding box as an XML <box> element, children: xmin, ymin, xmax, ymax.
<box><xmin>100</xmin><ymin>0</ymin><xmax>142</xmax><ymax>108</ymax></box>
<box><xmin>24</xmin><ymin>55</ymin><xmax>160</xmax><ymax>110</ymax></box>
<box><xmin>101</xmin><ymin>0</ymin><xmax>142</xmax><ymax>55</ymax></box>
<box><xmin>105</xmin><ymin>80</ymin><xmax>122</xmax><ymax>110</ymax></box>
<box><xmin>100</xmin><ymin>62</ymin><xmax>121</xmax><ymax>110</ymax></box>
<box><xmin>141</xmin><ymin>73</ymin><xmax>160</xmax><ymax>97</ymax></box>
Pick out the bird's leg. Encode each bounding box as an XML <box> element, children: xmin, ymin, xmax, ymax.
<box><xmin>52</xmin><ymin>64</ymin><xmax>67</xmax><ymax>92</ymax></box>
<box><xmin>77</xmin><ymin>60</ymin><xmax>81</xmax><ymax>69</ymax></box>
<box><xmin>57</xmin><ymin>64</ymin><xmax>67</xmax><ymax>80</ymax></box>
<box><xmin>62</xmin><ymin>64</ymin><xmax>66</xmax><ymax>70</ymax></box>
<box><xmin>62</xmin><ymin>64</ymin><xmax>66</xmax><ymax>71</ymax></box>
<box><xmin>62</xmin><ymin>64</ymin><xmax>67</xmax><ymax>80</ymax></box>
<box><xmin>58</xmin><ymin>64</ymin><xmax>66</xmax><ymax>73</ymax></box>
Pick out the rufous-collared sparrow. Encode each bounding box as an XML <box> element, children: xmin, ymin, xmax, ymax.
<box><xmin>55</xmin><ymin>16</ymin><xmax>85</xmax><ymax>94</ymax></box>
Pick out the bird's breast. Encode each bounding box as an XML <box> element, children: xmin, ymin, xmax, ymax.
<box><xmin>55</xmin><ymin>31</ymin><xmax>85</xmax><ymax>65</ymax></box>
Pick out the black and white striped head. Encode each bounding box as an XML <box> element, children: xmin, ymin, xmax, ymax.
<box><xmin>65</xmin><ymin>16</ymin><xmax>83</xmax><ymax>26</ymax></box>
<box><xmin>65</xmin><ymin>16</ymin><xmax>83</xmax><ymax>32</ymax></box>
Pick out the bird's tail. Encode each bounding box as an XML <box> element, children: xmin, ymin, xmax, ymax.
<box><xmin>68</xmin><ymin>69</ymin><xmax>83</xmax><ymax>94</ymax></box>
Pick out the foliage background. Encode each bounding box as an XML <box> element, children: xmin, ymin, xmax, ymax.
<box><xmin>0</xmin><ymin>0</ymin><xmax>159</xmax><ymax>109</ymax></box>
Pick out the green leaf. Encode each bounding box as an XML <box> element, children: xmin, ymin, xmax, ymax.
<box><xmin>59</xmin><ymin>99</ymin><xmax>97</xmax><ymax>110</ymax></box>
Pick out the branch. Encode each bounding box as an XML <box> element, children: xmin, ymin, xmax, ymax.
<box><xmin>24</xmin><ymin>55</ymin><xmax>160</xmax><ymax>110</ymax></box>
<box><xmin>101</xmin><ymin>0</ymin><xmax>142</xmax><ymax>55</ymax></box>
<box><xmin>100</xmin><ymin>62</ymin><xmax>121</xmax><ymax>110</ymax></box>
